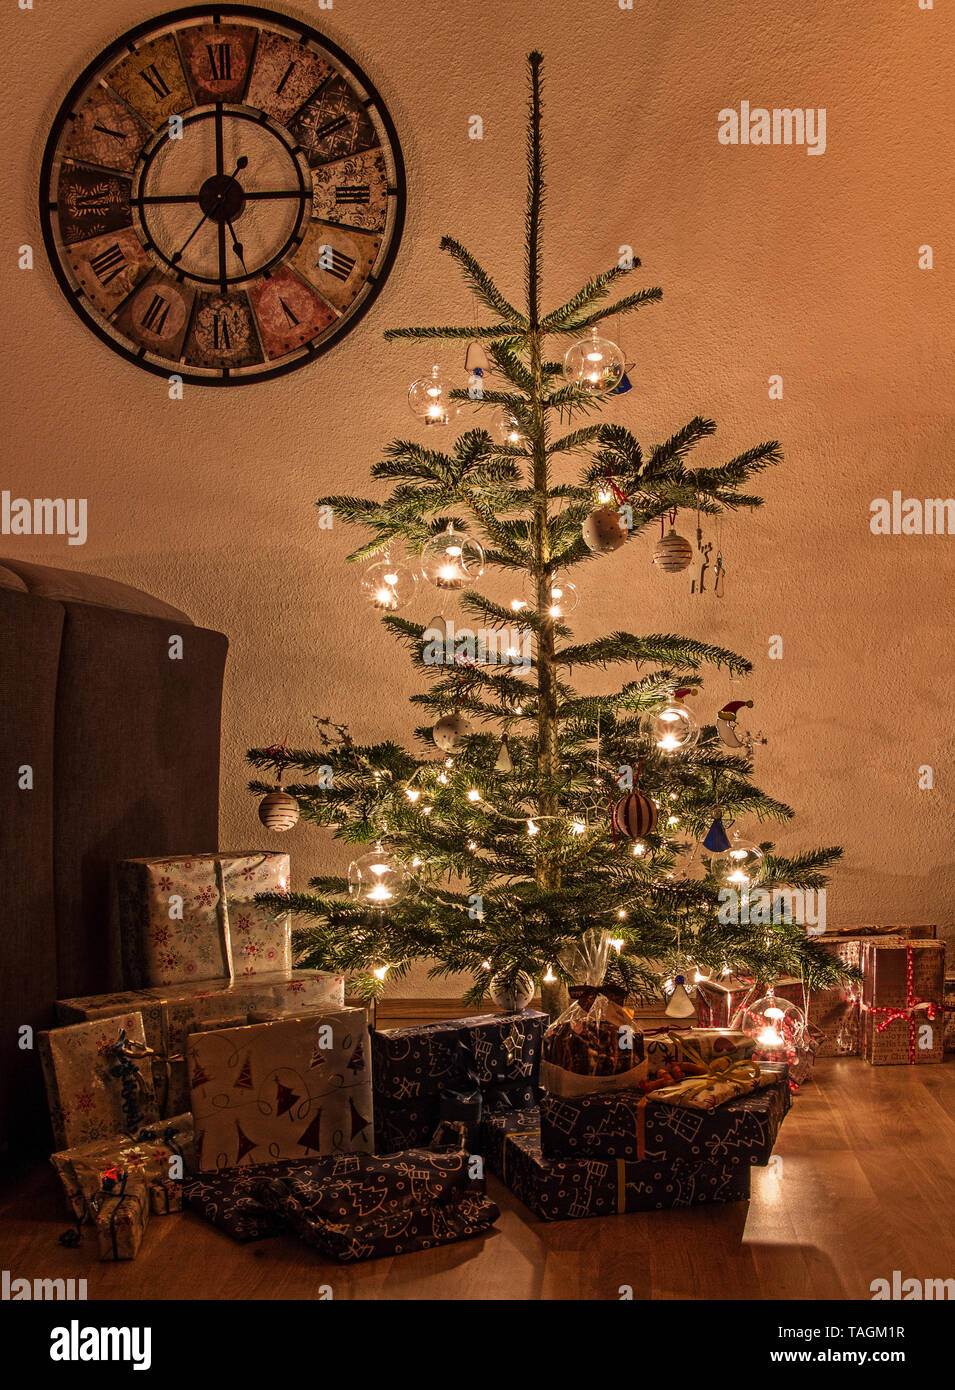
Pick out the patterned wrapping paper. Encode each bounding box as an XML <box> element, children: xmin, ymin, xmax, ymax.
<box><xmin>149</xmin><ymin>1180</ymin><xmax>183</xmax><ymax>1214</ymax></box>
<box><xmin>93</xmin><ymin>1171</ymin><xmax>150</xmax><ymax>1261</ymax></box>
<box><xmin>861</xmin><ymin>939</ymin><xmax>946</xmax><ymax>1065</ymax></box>
<box><xmin>252</xmin><ymin>1149</ymin><xmax>499</xmax><ymax>1263</ymax></box>
<box><xmin>481</xmin><ymin>1108</ymin><xmax>751</xmax><ymax>1221</ymax></box>
<box><xmin>55</xmin><ymin>970</ymin><xmax>345</xmax><ymax>1118</ymax></box>
<box><xmin>116</xmin><ymin>851</ymin><xmax>293</xmax><ymax>988</ymax></box>
<box><xmin>51</xmin><ymin>1113</ymin><xmax>195</xmax><ymax>1222</ymax></box>
<box><xmin>371</xmin><ymin>1010</ymin><xmax>547</xmax><ymax>1152</ymax></box>
<box><xmin>38</xmin><ymin>1013</ymin><xmax>159</xmax><ymax>1149</ymax></box>
<box><xmin>189</xmin><ymin>1010</ymin><xmax>374</xmax><ymax>1170</ymax></box>
<box><xmin>183</xmin><ymin>1157</ymin><xmax>318</xmax><ymax>1241</ymax></box>
<box><xmin>539</xmin><ymin>1070</ymin><xmax>790</xmax><ymax>1163</ymax></box>
<box><xmin>672</xmin><ymin>1029</ymin><xmax>756</xmax><ymax>1065</ymax></box>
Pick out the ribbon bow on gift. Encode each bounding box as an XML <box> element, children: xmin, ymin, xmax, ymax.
<box><xmin>651</xmin><ymin>1041</ymin><xmax>761</xmax><ymax>1107</ymax></box>
<box><xmin>104</xmin><ymin>1029</ymin><xmax>155</xmax><ymax>1134</ymax></box>
<box><xmin>865</xmin><ymin>945</ymin><xmax>937</xmax><ymax>1064</ymax></box>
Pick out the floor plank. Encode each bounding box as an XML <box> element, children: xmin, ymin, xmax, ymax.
<box><xmin>2</xmin><ymin>1058</ymin><xmax>952</xmax><ymax>1300</ymax></box>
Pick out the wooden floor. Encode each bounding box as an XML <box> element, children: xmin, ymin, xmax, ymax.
<box><xmin>3</xmin><ymin>1057</ymin><xmax>953</xmax><ymax>1301</ymax></box>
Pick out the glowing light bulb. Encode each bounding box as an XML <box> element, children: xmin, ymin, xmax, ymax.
<box><xmin>610</xmin><ymin>937</ymin><xmax>624</xmax><ymax>951</ymax></box>
<box><xmin>667</xmin><ymin>815</ymin><xmax>679</xmax><ymax>826</ymax></box>
<box><xmin>527</xmin><ymin>819</ymin><xmax>539</xmax><ymax>835</ymax></box>
<box><xmin>367</xmin><ymin>883</ymin><xmax>393</xmax><ymax>903</ymax></box>
<box><xmin>543</xmin><ymin>967</ymin><xmax>557</xmax><ymax>983</ymax></box>
<box><xmin>571</xmin><ymin>821</ymin><xmax>586</xmax><ymax>835</ymax></box>
<box><xmin>632</xmin><ymin>841</ymin><xmax>645</xmax><ymax>857</ymax></box>
<box><xmin>511</xmin><ymin>599</ymin><xmax>528</xmax><ymax>612</ymax></box>
<box><xmin>617</xmin><ymin>909</ymin><xmax>627</xmax><ymax>920</ymax></box>
<box><xmin>693</xmin><ymin>970</ymin><xmax>706</xmax><ymax>984</ymax></box>
<box><xmin>467</xmin><ymin>789</ymin><xmax>481</xmax><ymax>802</ymax></box>
<box><xmin>405</xmin><ymin>788</ymin><xmax>420</xmax><ymax>802</ymax></box>
<box><xmin>373</xmin><ymin>965</ymin><xmax>389</xmax><ymax>981</ymax></box>
<box><xmin>481</xmin><ymin>959</ymin><xmax>491</xmax><ymax>971</ymax></box>
<box><xmin>757</xmin><ymin>1025</ymin><xmax>785</xmax><ymax>1048</ymax></box>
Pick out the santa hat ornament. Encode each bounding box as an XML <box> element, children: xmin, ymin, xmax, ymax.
<box><xmin>717</xmin><ymin>700</ymin><xmax>754</xmax><ymax>749</ymax></box>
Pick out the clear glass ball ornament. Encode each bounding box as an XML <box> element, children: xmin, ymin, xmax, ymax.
<box><xmin>408</xmin><ymin>365</ymin><xmax>451</xmax><ymax>425</ymax></box>
<box><xmin>714</xmin><ymin>832</ymin><xmax>765</xmax><ymax>889</ymax></box>
<box><xmin>650</xmin><ymin>700</ymin><xmax>699</xmax><ymax>754</ymax></box>
<box><xmin>513</xmin><ymin>575</ymin><xmax>580</xmax><ymax>618</ymax></box>
<box><xmin>495</xmin><ymin>410</ymin><xmax>525</xmax><ymax>446</ymax></box>
<box><xmin>347</xmin><ymin>847</ymin><xmax>407</xmax><ymax>907</ymax></box>
<box><xmin>563</xmin><ymin>330</ymin><xmax>625</xmax><ymax>394</ymax></box>
<box><xmin>734</xmin><ymin>988</ymin><xmax>807</xmax><ymax>1056</ymax></box>
<box><xmin>419</xmin><ymin>526</ymin><xmax>485</xmax><ymax>590</ymax></box>
<box><xmin>360</xmin><ymin>558</ymin><xmax>416</xmax><ymax>612</ymax></box>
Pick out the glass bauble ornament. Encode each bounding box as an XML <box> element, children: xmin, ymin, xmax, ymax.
<box><xmin>652</xmin><ymin>529</ymin><xmax>694</xmax><ymax>572</ymax></box>
<box><xmin>489</xmin><ymin>971</ymin><xmax>535</xmax><ymax>1012</ymax></box>
<box><xmin>495</xmin><ymin>410</ymin><xmax>525</xmax><ymax>446</ymax></box>
<box><xmin>733</xmin><ymin>987</ymin><xmax>807</xmax><ymax>1058</ymax></box>
<box><xmin>347</xmin><ymin>846</ymin><xmax>406</xmax><ymax>907</ymax></box>
<box><xmin>408</xmin><ymin>365</ymin><xmax>450</xmax><ymax>424</ymax></box>
<box><xmin>419</xmin><ymin>526</ymin><xmax>485</xmax><ymax>589</ymax></box>
<box><xmin>651</xmin><ymin>693</ymin><xmax>699</xmax><ymax>755</ymax></box>
<box><xmin>258</xmin><ymin>790</ymin><xmax>299</xmax><ymax>832</ymax></box>
<box><xmin>361</xmin><ymin>558</ymin><xmax>416</xmax><ymax>612</ymax></box>
<box><xmin>715</xmin><ymin>832</ymin><xmax>765</xmax><ymax>889</ymax></box>
<box><xmin>544</xmin><ymin>577</ymin><xmax>579</xmax><ymax>618</ymax></box>
<box><xmin>563</xmin><ymin>329</ymin><xmax>625</xmax><ymax>394</ymax></box>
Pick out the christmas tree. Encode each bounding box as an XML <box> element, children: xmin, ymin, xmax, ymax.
<box><xmin>249</xmin><ymin>53</ymin><xmax>846</xmax><ymax>1017</ymax></box>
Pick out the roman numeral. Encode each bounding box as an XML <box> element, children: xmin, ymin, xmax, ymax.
<box><xmin>276</xmin><ymin>62</ymin><xmax>295</xmax><ymax>96</ymax></box>
<box><xmin>317</xmin><ymin>245</ymin><xmax>355</xmax><ymax>282</ymax></box>
<box><xmin>140</xmin><ymin>64</ymin><xmax>171</xmax><ymax>99</ymax></box>
<box><xmin>279</xmin><ymin>297</ymin><xmax>299</xmax><ymax>326</ymax></box>
<box><xmin>92</xmin><ymin>123</ymin><xmax>127</xmax><ymax>141</ymax></box>
<box><xmin>335</xmin><ymin>185</ymin><xmax>370</xmax><ymax>205</ymax></box>
<box><xmin>141</xmin><ymin>293</ymin><xmax>170</xmax><ymax>333</ymax></box>
<box><xmin>89</xmin><ymin>243</ymin><xmax>126</xmax><ymax>285</ymax></box>
<box><xmin>207</xmin><ymin>42</ymin><xmax>232</xmax><ymax>82</ymax></box>
<box><xmin>213</xmin><ymin>313</ymin><xmax>232</xmax><ymax>350</ymax></box>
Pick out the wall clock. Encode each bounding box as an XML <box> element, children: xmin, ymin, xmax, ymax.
<box><xmin>39</xmin><ymin>5</ymin><xmax>406</xmax><ymax>384</ymax></box>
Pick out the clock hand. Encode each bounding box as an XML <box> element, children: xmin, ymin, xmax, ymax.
<box><xmin>170</xmin><ymin>157</ymin><xmax>250</xmax><ymax>267</ymax></box>
<box><xmin>227</xmin><ymin>220</ymin><xmax>247</xmax><ymax>273</ymax></box>
<box><xmin>215</xmin><ymin>103</ymin><xmax>224</xmax><ymax>180</ymax></box>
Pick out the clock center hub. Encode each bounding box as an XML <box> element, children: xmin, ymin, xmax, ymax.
<box><xmin>198</xmin><ymin>172</ymin><xmax>247</xmax><ymax>223</ymax></box>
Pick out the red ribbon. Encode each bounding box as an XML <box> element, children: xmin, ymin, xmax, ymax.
<box><xmin>864</xmin><ymin>945</ymin><xmax>937</xmax><ymax>1063</ymax></box>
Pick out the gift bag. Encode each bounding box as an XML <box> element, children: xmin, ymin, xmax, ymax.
<box><xmin>541</xmin><ymin>933</ymin><xmax>645</xmax><ymax>1097</ymax></box>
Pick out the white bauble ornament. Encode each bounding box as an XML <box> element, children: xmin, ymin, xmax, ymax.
<box><xmin>258</xmin><ymin>790</ymin><xmax>300</xmax><ymax>832</ymax></box>
<box><xmin>582</xmin><ymin>506</ymin><xmax>629</xmax><ymax>553</ymax></box>
<box><xmin>490</xmin><ymin>971</ymin><xmax>535</xmax><ymax>1012</ymax></box>
<box><xmin>653</xmin><ymin>529</ymin><xmax>694</xmax><ymax>572</ymax></box>
<box><xmin>433</xmin><ymin>711</ymin><xmax>470</xmax><ymax>752</ymax></box>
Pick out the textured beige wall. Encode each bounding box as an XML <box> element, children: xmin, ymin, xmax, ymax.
<box><xmin>3</xmin><ymin>1</ymin><xmax>953</xmax><ymax>994</ymax></box>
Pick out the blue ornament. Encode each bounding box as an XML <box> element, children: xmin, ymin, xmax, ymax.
<box><xmin>612</xmin><ymin>371</ymin><xmax>633</xmax><ymax>395</ymax></box>
<box><xmin>702</xmin><ymin>814</ymin><xmax>731</xmax><ymax>853</ymax></box>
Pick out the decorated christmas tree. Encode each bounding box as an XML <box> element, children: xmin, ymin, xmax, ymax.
<box><xmin>249</xmin><ymin>53</ymin><xmax>846</xmax><ymax>1018</ymax></box>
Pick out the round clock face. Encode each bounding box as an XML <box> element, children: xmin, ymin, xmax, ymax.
<box><xmin>39</xmin><ymin>5</ymin><xmax>406</xmax><ymax>384</ymax></box>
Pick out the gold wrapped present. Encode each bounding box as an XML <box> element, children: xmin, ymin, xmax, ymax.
<box><xmin>38</xmin><ymin>1013</ymin><xmax>158</xmax><ymax>1149</ymax></box>
<box><xmin>51</xmin><ymin>1113</ymin><xmax>194</xmax><ymax>1222</ymax></box>
<box><xmin>93</xmin><ymin>1171</ymin><xmax>149</xmax><ymax>1261</ymax></box>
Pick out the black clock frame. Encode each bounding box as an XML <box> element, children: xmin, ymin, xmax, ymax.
<box><xmin>38</xmin><ymin>4</ymin><xmax>407</xmax><ymax>386</ymax></box>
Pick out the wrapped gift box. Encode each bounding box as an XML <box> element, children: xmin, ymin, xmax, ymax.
<box><xmin>56</xmin><ymin>970</ymin><xmax>344</xmax><ymax>1119</ymax></box>
<box><xmin>481</xmin><ymin>1108</ymin><xmax>750</xmax><ymax>1221</ymax></box>
<box><xmin>184</xmin><ymin>1156</ymin><xmax>317</xmax><ymax>1241</ymax></box>
<box><xmin>94</xmin><ymin>1171</ymin><xmax>149</xmax><ymax>1261</ymax></box>
<box><xmin>39</xmin><ymin>1013</ymin><xmax>159</xmax><ymax>1150</ymax></box>
<box><xmin>149</xmin><ymin>1180</ymin><xmax>183</xmax><ymax>1215</ymax></box>
<box><xmin>371</xmin><ymin>1010</ymin><xmax>546</xmax><ymax>1153</ymax></box>
<box><xmin>539</xmin><ymin>1067</ymin><xmax>790</xmax><ymax>1163</ymax></box>
<box><xmin>189</xmin><ymin>1010</ymin><xmax>373</xmax><ymax>1170</ymax></box>
<box><xmin>51</xmin><ymin>1113</ymin><xmax>194</xmax><ymax>1222</ymax></box>
<box><xmin>252</xmin><ymin>1149</ymin><xmax>498</xmax><ymax>1263</ymax></box>
<box><xmin>116</xmin><ymin>851</ymin><xmax>292</xmax><ymax>988</ymax></box>
<box><xmin>862</xmin><ymin>939</ymin><xmax>946</xmax><ymax>1065</ymax></box>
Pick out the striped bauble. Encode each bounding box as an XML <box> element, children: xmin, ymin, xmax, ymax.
<box><xmin>611</xmin><ymin>790</ymin><xmax>659</xmax><ymax>839</ymax></box>
<box><xmin>258</xmin><ymin>790</ymin><xmax>300</xmax><ymax>832</ymax></box>
<box><xmin>653</xmin><ymin>529</ymin><xmax>694</xmax><ymax>572</ymax></box>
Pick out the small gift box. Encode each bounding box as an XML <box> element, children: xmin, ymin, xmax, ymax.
<box><xmin>481</xmin><ymin>1109</ymin><xmax>751</xmax><ymax>1221</ymax></box>
<box><xmin>371</xmin><ymin>1010</ymin><xmax>546</xmax><ymax>1152</ymax></box>
<box><xmin>149</xmin><ymin>1180</ymin><xmax>183</xmax><ymax>1214</ymax></box>
<box><xmin>189</xmin><ymin>1010</ymin><xmax>374</xmax><ymax>1169</ymax></box>
<box><xmin>539</xmin><ymin>1067</ymin><xmax>790</xmax><ymax>1163</ymax></box>
<box><xmin>647</xmin><ymin>1055</ymin><xmax>775</xmax><ymax>1112</ymax></box>
<box><xmin>673</xmin><ymin>1029</ymin><xmax>756</xmax><ymax>1066</ymax></box>
<box><xmin>51</xmin><ymin>1114</ymin><xmax>194</xmax><ymax>1222</ymax></box>
<box><xmin>93</xmin><ymin>1170</ymin><xmax>149</xmax><ymax>1261</ymax></box>
<box><xmin>541</xmin><ymin>985</ymin><xmax>645</xmax><ymax>1097</ymax></box>
<box><xmin>861</xmin><ymin>939</ymin><xmax>945</xmax><ymax>1065</ymax></box>
<box><xmin>56</xmin><ymin>970</ymin><xmax>344</xmax><ymax>1118</ymax></box>
<box><xmin>116</xmin><ymin>851</ymin><xmax>293</xmax><ymax>988</ymax></box>
<box><xmin>39</xmin><ymin>1013</ymin><xmax>159</xmax><ymax>1149</ymax></box>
